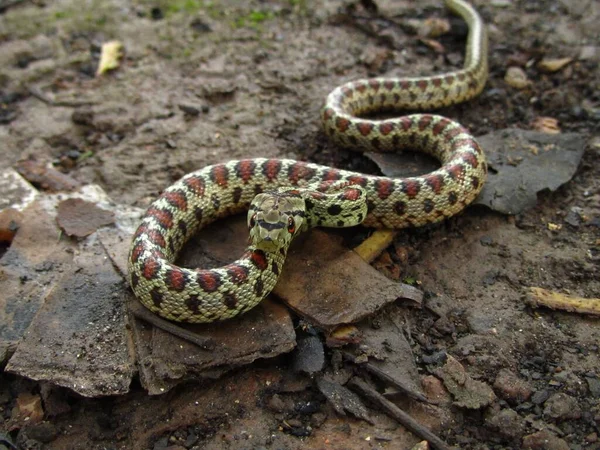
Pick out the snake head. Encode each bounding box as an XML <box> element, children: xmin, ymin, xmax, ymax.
<box><xmin>248</xmin><ymin>192</ymin><xmax>306</xmax><ymax>253</ymax></box>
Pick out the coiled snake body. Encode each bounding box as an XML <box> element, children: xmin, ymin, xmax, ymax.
<box><xmin>128</xmin><ymin>0</ymin><xmax>488</xmax><ymax>323</ymax></box>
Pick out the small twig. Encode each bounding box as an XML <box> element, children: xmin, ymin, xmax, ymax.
<box><xmin>342</xmin><ymin>351</ymin><xmax>430</xmax><ymax>404</ymax></box>
<box><xmin>27</xmin><ymin>85</ymin><xmax>96</xmax><ymax>107</ymax></box>
<box><xmin>348</xmin><ymin>377</ymin><xmax>452</xmax><ymax>450</ymax></box>
<box><xmin>129</xmin><ymin>300</ymin><xmax>216</xmax><ymax>350</ymax></box>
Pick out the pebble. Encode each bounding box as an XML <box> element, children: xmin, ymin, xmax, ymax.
<box><xmin>543</xmin><ymin>392</ymin><xmax>581</xmax><ymax>421</ymax></box>
<box><xmin>586</xmin><ymin>376</ymin><xmax>600</xmax><ymax>397</ymax></box>
<box><xmin>485</xmin><ymin>407</ymin><xmax>525</xmax><ymax>439</ymax></box>
<box><xmin>493</xmin><ymin>369</ymin><xmax>533</xmax><ymax>405</ymax></box>
<box><xmin>522</xmin><ymin>429</ymin><xmax>570</xmax><ymax>450</ymax></box>
<box><xmin>530</xmin><ymin>389</ymin><xmax>550</xmax><ymax>405</ymax></box>
<box><xmin>504</xmin><ymin>67</ymin><xmax>530</xmax><ymax>89</ymax></box>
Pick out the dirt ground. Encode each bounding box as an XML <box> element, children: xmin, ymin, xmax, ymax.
<box><xmin>1</xmin><ymin>0</ymin><xmax>599</xmax><ymax>449</ymax></box>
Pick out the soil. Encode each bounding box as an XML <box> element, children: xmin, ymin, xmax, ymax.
<box><xmin>1</xmin><ymin>0</ymin><xmax>599</xmax><ymax>449</ymax></box>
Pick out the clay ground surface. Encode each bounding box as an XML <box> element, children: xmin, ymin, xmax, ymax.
<box><xmin>0</xmin><ymin>0</ymin><xmax>599</xmax><ymax>449</ymax></box>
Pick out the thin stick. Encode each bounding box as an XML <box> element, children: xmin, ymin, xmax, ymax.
<box><xmin>348</xmin><ymin>378</ymin><xmax>452</xmax><ymax>450</ymax></box>
<box><xmin>342</xmin><ymin>351</ymin><xmax>430</xmax><ymax>404</ymax></box>
<box><xmin>129</xmin><ymin>300</ymin><xmax>216</xmax><ymax>350</ymax></box>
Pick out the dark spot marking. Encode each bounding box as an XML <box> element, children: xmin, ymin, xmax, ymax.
<box><xmin>222</xmin><ymin>291</ymin><xmax>238</xmax><ymax>309</ymax></box>
<box><xmin>185</xmin><ymin>295</ymin><xmax>201</xmax><ymax>314</ymax></box>
<box><xmin>233</xmin><ymin>186</ymin><xmax>243</xmax><ymax>204</ymax></box>
<box><xmin>448</xmin><ymin>191</ymin><xmax>458</xmax><ymax>205</ymax></box>
<box><xmin>423</xmin><ymin>198</ymin><xmax>435</xmax><ymax>213</ymax></box>
<box><xmin>150</xmin><ymin>287</ymin><xmax>163</xmax><ymax>307</ymax></box>
<box><xmin>271</xmin><ymin>261</ymin><xmax>279</xmax><ymax>275</ymax></box>
<box><xmin>254</xmin><ymin>277</ymin><xmax>264</xmax><ymax>296</ymax></box>
<box><xmin>327</xmin><ymin>204</ymin><xmax>342</xmax><ymax>216</ymax></box>
<box><xmin>394</xmin><ymin>201</ymin><xmax>406</xmax><ymax>216</ymax></box>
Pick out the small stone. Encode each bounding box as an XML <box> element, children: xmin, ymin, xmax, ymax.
<box><xmin>586</xmin><ymin>376</ymin><xmax>600</xmax><ymax>397</ymax></box>
<box><xmin>178</xmin><ymin>104</ymin><xmax>201</xmax><ymax>116</ymax></box>
<box><xmin>504</xmin><ymin>67</ymin><xmax>530</xmax><ymax>89</ymax></box>
<box><xmin>522</xmin><ymin>429</ymin><xmax>570</xmax><ymax>450</ymax></box>
<box><xmin>543</xmin><ymin>393</ymin><xmax>581</xmax><ymax>421</ymax></box>
<box><xmin>479</xmin><ymin>235</ymin><xmax>494</xmax><ymax>246</ymax></box>
<box><xmin>579</xmin><ymin>46</ymin><xmax>599</xmax><ymax>61</ymax></box>
<box><xmin>485</xmin><ymin>408</ymin><xmax>525</xmax><ymax>440</ymax></box>
<box><xmin>530</xmin><ymin>389</ymin><xmax>550</xmax><ymax>405</ymax></box>
<box><xmin>493</xmin><ymin>369</ymin><xmax>533</xmax><ymax>405</ymax></box>
<box><xmin>564</xmin><ymin>207</ymin><xmax>584</xmax><ymax>228</ymax></box>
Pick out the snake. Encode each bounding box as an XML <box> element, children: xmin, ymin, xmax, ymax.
<box><xmin>128</xmin><ymin>0</ymin><xmax>488</xmax><ymax>323</ymax></box>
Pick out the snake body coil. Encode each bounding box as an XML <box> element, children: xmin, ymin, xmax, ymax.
<box><xmin>128</xmin><ymin>0</ymin><xmax>488</xmax><ymax>323</ymax></box>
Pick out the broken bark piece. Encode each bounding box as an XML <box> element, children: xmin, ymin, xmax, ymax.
<box><xmin>0</xmin><ymin>201</ymin><xmax>75</xmax><ymax>363</ymax></box>
<box><xmin>348</xmin><ymin>377</ymin><xmax>451</xmax><ymax>450</ymax></box>
<box><xmin>6</xmin><ymin>237</ymin><xmax>134</xmax><ymax>397</ymax></box>
<box><xmin>473</xmin><ymin>129</ymin><xmax>586</xmax><ymax>214</ymax></box>
<box><xmin>15</xmin><ymin>159</ymin><xmax>80</xmax><ymax>192</ymax></box>
<box><xmin>526</xmin><ymin>287</ymin><xmax>600</xmax><ymax>316</ymax></box>
<box><xmin>431</xmin><ymin>354</ymin><xmax>496</xmax><ymax>409</ymax></box>
<box><xmin>133</xmin><ymin>298</ymin><xmax>295</xmax><ymax>395</ymax></box>
<box><xmin>316</xmin><ymin>377</ymin><xmax>373</xmax><ymax>424</ymax></box>
<box><xmin>275</xmin><ymin>229</ymin><xmax>423</xmax><ymax>328</ymax></box>
<box><xmin>56</xmin><ymin>198</ymin><xmax>115</xmax><ymax>237</ymax></box>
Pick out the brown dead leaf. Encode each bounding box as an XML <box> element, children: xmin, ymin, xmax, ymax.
<box><xmin>56</xmin><ymin>198</ymin><xmax>114</xmax><ymax>237</ymax></box>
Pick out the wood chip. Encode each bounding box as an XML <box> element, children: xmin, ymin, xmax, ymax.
<box><xmin>526</xmin><ymin>287</ymin><xmax>600</xmax><ymax>316</ymax></box>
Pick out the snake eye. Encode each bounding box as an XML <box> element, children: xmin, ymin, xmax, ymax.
<box><xmin>287</xmin><ymin>217</ymin><xmax>296</xmax><ymax>234</ymax></box>
<box><xmin>249</xmin><ymin>213</ymin><xmax>257</xmax><ymax>228</ymax></box>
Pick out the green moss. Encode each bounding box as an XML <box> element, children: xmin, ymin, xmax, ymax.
<box><xmin>233</xmin><ymin>9</ymin><xmax>274</xmax><ymax>29</ymax></box>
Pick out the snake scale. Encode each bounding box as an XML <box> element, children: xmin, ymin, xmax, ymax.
<box><xmin>128</xmin><ymin>0</ymin><xmax>488</xmax><ymax>323</ymax></box>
